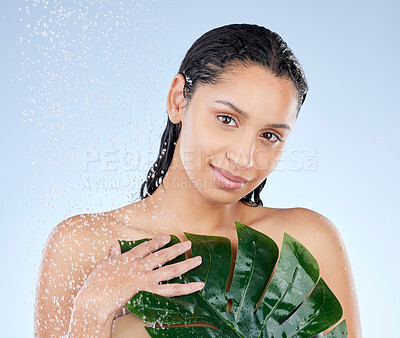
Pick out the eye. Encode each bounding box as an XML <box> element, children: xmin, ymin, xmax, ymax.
<box><xmin>216</xmin><ymin>114</ymin><xmax>237</xmax><ymax>127</ymax></box>
<box><xmin>262</xmin><ymin>132</ymin><xmax>281</xmax><ymax>143</ymax></box>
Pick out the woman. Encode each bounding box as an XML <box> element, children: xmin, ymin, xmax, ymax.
<box><xmin>34</xmin><ymin>24</ymin><xmax>361</xmax><ymax>337</ymax></box>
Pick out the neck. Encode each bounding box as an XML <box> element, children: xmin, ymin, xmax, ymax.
<box><xmin>139</xmin><ymin>153</ymin><xmax>245</xmax><ymax>236</ymax></box>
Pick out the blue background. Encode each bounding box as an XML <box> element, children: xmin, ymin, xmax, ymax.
<box><xmin>1</xmin><ymin>0</ymin><xmax>399</xmax><ymax>336</ymax></box>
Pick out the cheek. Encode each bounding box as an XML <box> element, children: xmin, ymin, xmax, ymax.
<box><xmin>178</xmin><ymin>120</ymin><xmax>212</xmax><ymax>172</ymax></box>
<box><xmin>247</xmin><ymin>148</ymin><xmax>285</xmax><ymax>193</ymax></box>
<box><xmin>180</xmin><ymin>116</ymin><xmax>228</xmax><ymax>170</ymax></box>
<box><xmin>179</xmin><ymin>130</ymin><xmax>197</xmax><ymax>172</ymax></box>
<box><xmin>253</xmin><ymin>147</ymin><xmax>285</xmax><ymax>173</ymax></box>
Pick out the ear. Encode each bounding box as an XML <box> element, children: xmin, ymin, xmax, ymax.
<box><xmin>166</xmin><ymin>73</ymin><xmax>187</xmax><ymax>124</ymax></box>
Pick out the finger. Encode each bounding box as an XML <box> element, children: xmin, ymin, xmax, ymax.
<box><xmin>151</xmin><ymin>256</ymin><xmax>202</xmax><ymax>283</ymax></box>
<box><xmin>145</xmin><ymin>241</ymin><xmax>192</xmax><ymax>270</ymax></box>
<box><xmin>128</xmin><ymin>235</ymin><xmax>171</xmax><ymax>259</ymax></box>
<box><xmin>109</xmin><ymin>242</ymin><xmax>121</xmax><ymax>259</ymax></box>
<box><xmin>146</xmin><ymin>282</ymin><xmax>205</xmax><ymax>297</ymax></box>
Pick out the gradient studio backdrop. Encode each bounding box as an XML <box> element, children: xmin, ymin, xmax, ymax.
<box><xmin>1</xmin><ymin>0</ymin><xmax>399</xmax><ymax>336</ymax></box>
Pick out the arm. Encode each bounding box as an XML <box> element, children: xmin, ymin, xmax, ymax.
<box><xmin>68</xmin><ymin>291</ymin><xmax>115</xmax><ymax>337</ymax></box>
<box><xmin>292</xmin><ymin>208</ymin><xmax>362</xmax><ymax>337</ymax></box>
<box><xmin>34</xmin><ymin>215</ymin><xmax>103</xmax><ymax>337</ymax></box>
<box><xmin>34</xmin><ymin>214</ymin><xmax>204</xmax><ymax>337</ymax></box>
<box><xmin>35</xmin><ymin>215</ymin><xmax>135</xmax><ymax>337</ymax></box>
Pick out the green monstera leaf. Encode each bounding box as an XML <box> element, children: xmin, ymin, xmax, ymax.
<box><xmin>119</xmin><ymin>222</ymin><xmax>347</xmax><ymax>337</ymax></box>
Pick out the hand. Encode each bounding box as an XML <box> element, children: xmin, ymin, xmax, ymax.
<box><xmin>74</xmin><ymin>235</ymin><xmax>204</xmax><ymax>322</ymax></box>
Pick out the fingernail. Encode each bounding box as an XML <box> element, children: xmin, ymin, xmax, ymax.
<box><xmin>160</xmin><ymin>235</ymin><xmax>170</xmax><ymax>242</ymax></box>
<box><xmin>196</xmin><ymin>282</ymin><xmax>205</xmax><ymax>289</ymax></box>
<box><xmin>182</xmin><ymin>241</ymin><xmax>191</xmax><ymax>249</ymax></box>
<box><xmin>195</xmin><ymin>256</ymin><xmax>202</xmax><ymax>264</ymax></box>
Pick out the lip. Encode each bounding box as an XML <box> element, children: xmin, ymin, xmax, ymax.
<box><xmin>211</xmin><ymin>165</ymin><xmax>249</xmax><ymax>183</ymax></box>
<box><xmin>211</xmin><ymin>165</ymin><xmax>249</xmax><ymax>190</ymax></box>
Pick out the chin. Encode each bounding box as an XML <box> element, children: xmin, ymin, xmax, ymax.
<box><xmin>198</xmin><ymin>184</ymin><xmax>246</xmax><ymax>206</ymax></box>
<box><xmin>203</xmin><ymin>194</ymin><xmax>240</xmax><ymax>206</ymax></box>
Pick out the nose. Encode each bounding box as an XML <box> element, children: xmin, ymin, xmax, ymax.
<box><xmin>226</xmin><ymin>135</ymin><xmax>256</xmax><ymax>170</ymax></box>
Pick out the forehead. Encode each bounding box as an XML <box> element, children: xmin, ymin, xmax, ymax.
<box><xmin>192</xmin><ymin>64</ymin><xmax>298</xmax><ymax>125</ymax></box>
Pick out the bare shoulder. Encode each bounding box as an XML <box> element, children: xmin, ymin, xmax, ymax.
<box><xmin>48</xmin><ymin>213</ymin><xmax>99</xmax><ymax>241</ymax></box>
<box><xmin>253</xmin><ymin>206</ymin><xmax>361</xmax><ymax>337</ymax></box>
<box><xmin>35</xmin><ymin>213</ymin><xmax>116</xmax><ymax>336</ymax></box>
<box><xmin>38</xmin><ymin>212</ymin><xmax>119</xmax><ymax>295</ymax></box>
<box><xmin>38</xmin><ymin>211</ymin><xmax>126</xmax><ymax>298</ymax></box>
<box><xmin>48</xmin><ymin>202</ymin><xmax>159</xmax><ymax>259</ymax></box>
<box><xmin>264</xmin><ymin>206</ymin><xmax>340</xmax><ymax>234</ymax></box>
<box><xmin>36</xmin><ymin>207</ymin><xmax>156</xmax><ymax>336</ymax></box>
<box><xmin>284</xmin><ymin>207</ymin><xmax>340</xmax><ymax>232</ymax></box>
<box><xmin>250</xmin><ymin>206</ymin><xmax>344</xmax><ymax>254</ymax></box>
<box><xmin>275</xmin><ymin>207</ymin><xmax>348</xmax><ymax>271</ymax></box>
<box><xmin>287</xmin><ymin>207</ymin><xmax>343</xmax><ymax>239</ymax></box>
<box><xmin>46</xmin><ymin>212</ymin><xmax>116</xmax><ymax>254</ymax></box>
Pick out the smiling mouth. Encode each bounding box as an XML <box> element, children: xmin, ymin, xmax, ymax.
<box><xmin>210</xmin><ymin>165</ymin><xmax>248</xmax><ymax>190</ymax></box>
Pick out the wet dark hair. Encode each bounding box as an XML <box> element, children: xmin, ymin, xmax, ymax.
<box><xmin>140</xmin><ymin>23</ymin><xmax>308</xmax><ymax>206</ymax></box>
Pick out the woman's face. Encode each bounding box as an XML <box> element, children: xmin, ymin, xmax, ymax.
<box><xmin>176</xmin><ymin>64</ymin><xmax>299</xmax><ymax>205</ymax></box>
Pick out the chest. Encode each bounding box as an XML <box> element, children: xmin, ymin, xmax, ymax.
<box><xmin>107</xmin><ymin>210</ymin><xmax>310</xmax><ymax>337</ymax></box>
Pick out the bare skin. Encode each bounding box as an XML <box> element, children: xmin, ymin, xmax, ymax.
<box><xmin>34</xmin><ymin>64</ymin><xmax>362</xmax><ymax>337</ymax></box>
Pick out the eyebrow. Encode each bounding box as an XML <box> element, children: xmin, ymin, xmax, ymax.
<box><xmin>214</xmin><ymin>100</ymin><xmax>291</xmax><ymax>131</ymax></box>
